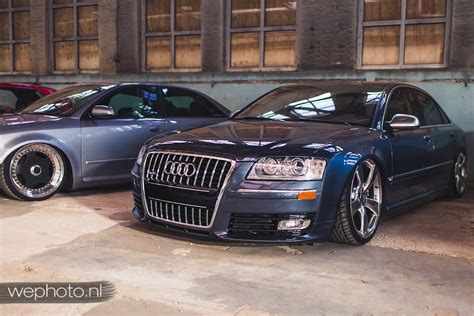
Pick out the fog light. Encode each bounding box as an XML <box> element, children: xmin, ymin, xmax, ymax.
<box><xmin>277</xmin><ymin>217</ymin><xmax>311</xmax><ymax>231</ymax></box>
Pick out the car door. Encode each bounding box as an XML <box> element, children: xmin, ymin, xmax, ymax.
<box><xmin>384</xmin><ymin>87</ymin><xmax>435</xmax><ymax>206</ymax></box>
<box><xmin>412</xmin><ymin>90</ymin><xmax>456</xmax><ymax>189</ymax></box>
<box><xmin>81</xmin><ymin>85</ymin><xmax>166</xmax><ymax>182</ymax></box>
<box><xmin>160</xmin><ymin>86</ymin><xmax>228</xmax><ymax>132</ymax></box>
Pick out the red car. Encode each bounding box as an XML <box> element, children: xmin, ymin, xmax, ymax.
<box><xmin>0</xmin><ymin>82</ymin><xmax>56</xmax><ymax>114</ymax></box>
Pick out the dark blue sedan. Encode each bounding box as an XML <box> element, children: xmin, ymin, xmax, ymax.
<box><xmin>131</xmin><ymin>82</ymin><xmax>467</xmax><ymax>244</ymax></box>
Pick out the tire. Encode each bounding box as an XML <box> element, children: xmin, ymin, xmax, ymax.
<box><xmin>448</xmin><ymin>152</ymin><xmax>467</xmax><ymax>198</ymax></box>
<box><xmin>331</xmin><ymin>159</ymin><xmax>383</xmax><ymax>245</ymax></box>
<box><xmin>0</xmin><ymin>144</ymin><xmax>66</xmax><ymax>201</ymax></box>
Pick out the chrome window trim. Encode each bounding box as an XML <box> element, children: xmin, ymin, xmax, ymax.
<box><xmin>141</xmin><ymin>150</ymin><xmax>236</xmax><ymax>229</ymax></box>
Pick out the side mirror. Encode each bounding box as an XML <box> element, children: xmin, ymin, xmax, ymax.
<box><xmin>91</xmin><ymin>105</ymin><xmax>114</xmax><ymax>118</ymax></box>
<box><xmin>387</xmin><ymin>114</ymin><xmax>420</xmax><ymax>130</ymax></box>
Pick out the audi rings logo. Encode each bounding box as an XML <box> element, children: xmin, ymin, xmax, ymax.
<box><xmin>164</xmin><ymin>162</ymin><xmax>197</xmax><ymax>177</ymax></box>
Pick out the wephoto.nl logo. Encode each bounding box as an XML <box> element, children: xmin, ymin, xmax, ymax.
<box><xmin>0</xmin><ymin>281</ymin><xmax>115</xmax><ymax>304</ymax></box>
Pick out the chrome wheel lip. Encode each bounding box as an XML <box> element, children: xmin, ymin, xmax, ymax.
<box><xmin>454</xmin><ymin>153</ymin><xmax>467</xmax><ymax>195</ymax></box>
<box><xmin>350</xmin><ymin>159</ymin><xmax>382</xmax><ymax>239</ymax></box>
<box><xmin>9</xmin><ymin>144</ymin><xmax>65</xmax><ymax>199</ymax></box>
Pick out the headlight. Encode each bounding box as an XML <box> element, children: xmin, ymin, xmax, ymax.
<box><xmin>136</xmin><ymin>145</ymin><xmax>147</xmax><ymax>166</ymax></box>
<box><xmin>247</xmin><ymin>157</ymin><xmax>326</xmax><ymax>180</ymax></box>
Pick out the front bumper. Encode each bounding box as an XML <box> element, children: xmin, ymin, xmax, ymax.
<box><xmin>131</xmin><ymin>162</ymin><xmax>335</xmax><ymax>243</ymax></box>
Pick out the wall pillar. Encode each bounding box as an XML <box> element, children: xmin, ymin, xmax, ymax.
<box><xmin>449</xmin><ymin>0</ymin><xmax>474</xmax><ymax>69</ymax></box>
<box><xmin>116</xmin><ymin>0</ymin><xmax>141</xmax><ymax>73</ymax></box>
<box><xmin>201</xmin><ymin>0</ymin><xmax>225</xmax><ymax>72</ymax></box>
<box><xmin>297</xmin><ymin>0</ymin><xmax>357</xmax><ymax>71</ymax></box>
<box><xmin>98</xmin><ymin>0</ymin><xmax>119</xmax><ymax>74</ymax></box>
<box><xmin>30</xmin><ymin>0</ymin><xmax>50</xmax><ymax>75</ymax></box>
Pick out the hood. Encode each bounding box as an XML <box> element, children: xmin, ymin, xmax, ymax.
<box><xmin>0</xmin><ymin>113</ymin><xmax>62</xmax><ymax>128</ymax></box>
<box><xmin>148</xmin><ymin>120</ymin><xmax>371</xmax><ymax>160</ymax></box>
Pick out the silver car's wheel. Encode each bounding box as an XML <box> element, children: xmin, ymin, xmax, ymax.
<box><xmin>449</xmin><ymin>152</ymin><xmax>467</xmax><ymax>198</ymax></box>
<box><xmin>331</xmin><ymin>159</ymin><xmax>383</xmax><ymax>244</ymax></box>
<box><xmin>1</xmin><ymin>144</ymin><xmax>65</xmax><ymax>201</ymax></box>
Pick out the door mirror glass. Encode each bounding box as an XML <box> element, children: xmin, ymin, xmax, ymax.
<box><xmin>388</xmin><ymin>114</ymin><xmax>420</xmax><ymax>130</ymax></box>
<box><xmin>91</xmin><ymin>105</ymin><xmax>115</xmax><ymax>118</ymax></box>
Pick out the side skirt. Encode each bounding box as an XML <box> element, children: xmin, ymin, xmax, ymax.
<box><xmin>384</xmin><ymin>185</ymin><xmax>449</xmax><ymax>217</ymax></box>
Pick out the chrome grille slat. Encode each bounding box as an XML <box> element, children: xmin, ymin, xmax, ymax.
<box><xmin>161</xmin><ymin>154</ymin><xmax>172</xmax><ymax>182</ymax></box>
<box><xmin>201</xmin><ymin>159</ymin><xmax>211</xmax><ymax>187</ymax></box>
<box><xmin>209</xmin><ymin>161</ymin><xmax>219</xmax><ymax>188</ymax></box>
<box><xmin>194</xmin><ymin>157</ymin><xmax>204</xmax><ymax>186</ymax></box>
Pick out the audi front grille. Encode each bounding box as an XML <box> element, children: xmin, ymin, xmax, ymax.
<box><xmin>144</xmin><ymin>152</ymin><xmax>233</xmax><ymax>190</ymax></box>
<box><xmin>142</xmin><ymin>151</ymin><xmax>235</xmax><ymax>228</ymax></box>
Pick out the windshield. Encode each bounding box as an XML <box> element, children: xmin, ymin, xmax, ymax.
<box><xmin>235</xmin><ymin>86</ymin><xmax>385</xmax><ymax>127</ymax></box>
<box><xmin>21</xmin><ymin>85</ymin><xmax>113</xmax><ymax>116</ymax></box>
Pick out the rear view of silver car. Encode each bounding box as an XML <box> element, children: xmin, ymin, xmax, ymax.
<box><xmin>0</xmin><ymin>83</ymin><xmax>229</xmax><ymax>201</ymax></box>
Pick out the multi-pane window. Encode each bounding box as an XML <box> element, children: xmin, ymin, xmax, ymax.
<box><xmin>359</xmin><ymin>0</ymin><xmax>451</xmax><ymax>68</ymax></box>
<box><xmin>0</xmin><ymin>0</ymin><xmax>31</xmax><ymax>73</ymax></box>
<box><xmin>144</xmin><ymin>0</ymin><xmax>202</xmax><ymax>71</ymax></box>
<box><xmin>52</xmin><ymin>0</ymin><xmax>99</xmax><ymax>72</ymax></box>
<box><xmin>227</xmin><ymin>0</ymin><xmax>297</xmax><ymax>69</ymax></box>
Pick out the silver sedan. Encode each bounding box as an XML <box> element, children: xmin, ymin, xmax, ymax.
<box><xmin>0</xmin><ymin>83</ymin><xmax>229</xmax><ymax>201</ymax></box>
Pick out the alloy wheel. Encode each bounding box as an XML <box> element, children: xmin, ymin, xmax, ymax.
<box><xmin>9</xmin><ymin>144</ymin><xmax>65</xmax><ymax>199</ymax></box>
<box><xmin>350</xmin><ymin>159</ymin><xmax>382</xmax><ymax>239</ymax></box>
<box><xmin>454</xmin><ymin>153</ymin><xmax>467</xmax><ymax>195</ymax></box>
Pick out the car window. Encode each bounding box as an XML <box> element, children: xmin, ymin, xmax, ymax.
<box><xmin>0</xmin><ymin>88</ymin><xmax>43</xmax><ymax>114</ymax></box>
<box><xmin>412</xmin><ymin>90</ymin><xmax>448</xmax><ymax>126</ymax></box>
<box><xmin>385</xmin><ymin>88</ymin><xmax>418</xmax><ymax>122</ymax></box>
<box><xmin>161</xmin><ymin>87</ymin><xmax>225</xmax><ymax>118</ymax></box>
<box><xmin>98</xmin><ymin>86</ymin><xmax>163</xmax><ymax>119</ymax></box>
<box><xmin>0</xmin><ymin>89</ymin><xmax>17</xmax><ymax>111</ymax></box>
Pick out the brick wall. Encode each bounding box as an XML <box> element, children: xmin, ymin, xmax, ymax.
<box><xmin>20</xmin><ymin>0</ymin><xmax>474</xmax><ymax>75</ymax></box>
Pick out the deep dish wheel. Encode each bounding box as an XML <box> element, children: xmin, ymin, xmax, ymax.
<box><xmin>331</xmin><ymin>159</ymin><xmax>383</xmax><ymax>245</ymax></box>
<box><xmin>0</xmin><ymin>144</ymin><xmax>65</xmax><ymax>201</ymax></box>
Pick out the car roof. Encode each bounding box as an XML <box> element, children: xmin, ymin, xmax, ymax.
<box><xmin>277</xmin><ymin>81</ymin><xmax>406</xmax><ymax>93</ymax></box>
<box><xmin>0</xmin><ymin>82</ymin><xmax>51</xmax><ymax>89</ymax></box>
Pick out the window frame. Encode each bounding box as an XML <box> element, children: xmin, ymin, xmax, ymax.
<box><xmin>141</xmin><ymin>0</ymin><xmax>203</xmax><ymax>73</ymax></box>
<box><xmin>225</xmin><ymin>0</ymin><xmax>297</xmax><ymax>72</ymax></box>
<box><xmin>0</xmin><ymin>0</ymin><xmax>31</xmax><ymax>74</ymax></box>
<box><xmin>50</xmin><ymin>0</ymin><xmax>99</xmax><ymax>74</ymax></box>
<box><xmin>381</xmin><ymin>85</ymin><xmax>452</xmax><ymax>131</ymax></box>
<box><xmin>357</xmin><ymin>0</ymin><xmax>453</xmax><ymax>69</ymax></box>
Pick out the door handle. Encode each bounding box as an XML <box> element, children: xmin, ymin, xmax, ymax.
<box><xmin>450</xmin><ymin>132</ymin><xmax>455</xmax><ymax>138</ymax></box>
<box><xmin>423</xmin><ymin>135</ymin><xmax>432</xmax><ymax>142</ymax></box>
<box><xmin>149</xmin><ymin>127</ymin><xmax>161</xmax><ymax>133</ymax></box>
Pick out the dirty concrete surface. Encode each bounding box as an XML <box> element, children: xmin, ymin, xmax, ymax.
<box><xmin>0</xmin><ymin>186</ymin><xmax>473</xmax><ymax>315</ymax></box>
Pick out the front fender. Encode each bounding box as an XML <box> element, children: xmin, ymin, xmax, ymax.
<box><xmin>317</xmin><ymin>149</ymin><xmax>390</xmax><ymax>224</ymax></box>
<box><xmin>0</xmin><ymin>133</ymin><xmax>81</xmax><ymax>183</ymax></box>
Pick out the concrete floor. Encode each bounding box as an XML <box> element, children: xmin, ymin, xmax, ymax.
<box><xmin>0</xmin><ymin>187</ymin><xmax>473</xmax><ymax>315</ymax></box>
